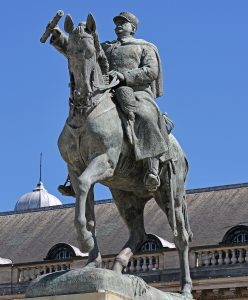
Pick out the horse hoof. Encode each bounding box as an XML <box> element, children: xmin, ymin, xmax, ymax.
<box><xmin>181</xmin><ymin>293</ymin><xmax>193</xmax><ymax>299</ymax></box>
<box><xmin>79</xmin><ymin>235</ymin><xmax>94</xmax><ymax>253</ymax></box>
<box><xmin>181</xmin><ymin>283</ymin><xmax>193</xmax><ymax>299</ymax></box>
<box><xmin>85</xmin><ymin>237</ymin><xmax>94</xmax><ymax>252</ymax></box>
<box><xmin>112</xmin><ymin>261</ymin><xmax>123</xmax><ymax>274</ymax></box>
<box><xmin>181</xmin><ymin>290</ymin><xmax>193</xmax><ymax>299</ymax></box>
<box><xmin>86</xmin><ymin>260</ymin><xmax>102</xmax><ymax>268</ymax></box>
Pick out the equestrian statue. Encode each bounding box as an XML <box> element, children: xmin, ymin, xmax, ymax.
<box><xmin>41</xmin><ymin>10</ymin><xmax>193</xmax><ymax>298</ymax></box>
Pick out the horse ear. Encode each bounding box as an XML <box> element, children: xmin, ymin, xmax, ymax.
<box><xmin>64</xmin><ymin>15</ymin><xmax>74</xmax><ymax>34</ymax></box>
<box><xmin>86</xmin><ymin>13</ymin><xmax>96</xmax><ymax>33</ymax></box>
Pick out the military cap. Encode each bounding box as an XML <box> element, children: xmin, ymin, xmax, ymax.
<box><xmin>113</xmin><ymin>12</ymin><xmax>139</xmax><ymax>31</ymax></box>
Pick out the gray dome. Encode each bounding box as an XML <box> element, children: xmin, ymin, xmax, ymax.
<box><xmin>15</xmin><ymin>181</ymin><xmax>62</xmax><ymax>211</ymax></box>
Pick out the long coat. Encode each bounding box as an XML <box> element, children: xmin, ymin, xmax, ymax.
<box><xmin>102</xmin><ymin>37</ymin><xmax>169</xmax><ymax>161</ymax></box>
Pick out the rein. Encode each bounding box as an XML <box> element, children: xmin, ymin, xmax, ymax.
<box><xmin>69</xmin><ymin>77</ymin><xmax>120</xmax><ymax>115</ymax></box>
<box><xmin>69</xmin><ymin>90</ymin><xmax>105</xmax><ymax>115</ymax></box>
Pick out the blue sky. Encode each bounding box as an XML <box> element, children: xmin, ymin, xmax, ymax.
<box><xmin>0</xmin><ymin>1</ymin><xmax>247</xmax><ymax>212</ymax></box>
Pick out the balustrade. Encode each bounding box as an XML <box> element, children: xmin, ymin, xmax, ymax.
<box><xmin>7</xmin><ymin>245</ymin><xmax>248</xmax><ymax>284</ymax></box>
<box><xmin>3</xmin><ymin>243</ymin><xmax>248</xmax><ymax>300</ymax></box>
<box><xmin>101</xmin><ymin>259</ymin><xmax>114</xmax><ymax>270</ymax></box>
<box><xmin>194</xmin><ymin>245</ymin><xmax>248</xmax><ymax>268</ymax></box>
<box><xmin>101</xmin><ymin>253</ymin><xmax>160</xmax><ymax>273</ymax></box>
<box><xmin>17</xmin><ymin>261</ymin><xmax>71</xmax><ymax>283</ymax></box>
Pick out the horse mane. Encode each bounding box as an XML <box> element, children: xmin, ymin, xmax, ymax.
<box><xmin>92</xmin><ymin>31</ymin><xmax>109</xmax><ymax>75</ymax></box>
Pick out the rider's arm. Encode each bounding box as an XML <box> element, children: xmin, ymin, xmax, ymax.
<box><xmin>50</xmin><ymin>27</ymin><xmax>68</xmax><ymax>58</ymax></box>
<box><xmin>123</xmin><ymin>46</ymin><xmax>159</xmax><ymax>87</ymax></box>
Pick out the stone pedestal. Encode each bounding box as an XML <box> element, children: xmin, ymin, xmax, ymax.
<box><xmin>25</xmin><ymin>267</ymin><xmax>192</xmax><ymax>300</ymax></box>
<box><xmin>26</xmin><ymin>291</ymin><xmax>131</xmax><ymax>300</ymax></box>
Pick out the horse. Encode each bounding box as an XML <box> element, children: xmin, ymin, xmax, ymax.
<box><xmin>50</xmin><ymin>13</ymin><xmax>193</xmax><ymax>297</ymax></box>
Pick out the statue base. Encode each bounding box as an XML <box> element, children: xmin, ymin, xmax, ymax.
<box><xmin>26</xmin><ymin>291</ymin><xmax>130</xmax><ymax>300</ymax></box>
<box><xmin>25</xmin><ymin>267</ymin><xmax>193</xmax><ymax>300</ymax></box>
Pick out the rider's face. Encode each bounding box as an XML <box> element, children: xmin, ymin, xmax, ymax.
<box><xmin>115</xmin><ymin>19</ymin><xmax>134</xmax><ymax>38</ymax></box>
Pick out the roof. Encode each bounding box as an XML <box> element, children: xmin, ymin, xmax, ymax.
<box><xmin>0</xmin><ymin>183</ymin><xmax>248</xmax><ymax>263</ymax></box>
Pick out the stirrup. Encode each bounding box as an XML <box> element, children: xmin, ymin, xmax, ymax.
<box><xmin>58</xmin><ymin>184</ymin><xmax>75</xmax><ymax>197</ymax></box>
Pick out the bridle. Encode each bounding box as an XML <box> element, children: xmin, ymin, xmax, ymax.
<box><xmin>68</xmin><ymin>29</ymin><xmax>111</xmax><ymax>115</ymax></box>
<box><xmin>69</xmin><ymin>90</ymin><xmax>105</xmax><ymax>115</ymax></box>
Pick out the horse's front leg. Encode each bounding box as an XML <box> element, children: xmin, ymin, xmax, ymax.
<box><xmin>85</xmin><ymin>185</ymin><xmax>102</xmax><ymax>268</ymax></box>
<box><xmin>68</xmin><ymin>154</ymin><xmax>115</xmax><ymax>253</ymax></box>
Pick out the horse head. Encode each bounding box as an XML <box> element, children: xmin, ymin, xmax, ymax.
<box><xmin>65</xmin><ymin>14</ymin><xmax>102</xmax><ymax>108</ymax></box>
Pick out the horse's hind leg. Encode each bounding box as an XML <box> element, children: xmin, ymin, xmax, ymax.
<box><xmin>174</xmin><ymin>192</ymin><xmax>192</xmax><ymax>297</ymax></box>
<box><xmin>111</xmin><ymin>189</ymin><xmax>147</xmax><ymax>273</ymax></box>
<box><xmin>156</xmin><ymin>173</ymin><xmax>192</xmax><ymax>297</ymax></box>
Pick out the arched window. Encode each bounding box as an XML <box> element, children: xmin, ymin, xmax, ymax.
<box><xmin>141</xmin><ymin>241</ymin><xmax>159</xmax><ymax>252</ymax></box>
<box><xmin>222</xmin><ymin>226</ymin><xmax>248</xmax><ymax>245</ymax></box>
<box><xmin>45</xmin><ymin>243</ymin><xmax>75</xmax><ymax>260</ymax></box>
<box><xmin>55</xmin><ymin>248</ymin><xmax>72</xmax><ymax>260</ymax></box>
<box><xmin>233</xmin><ymin>232</ymin><xmax>248</xmax><ymax>244</ymax></box>
<box><xmin>138</xmin><ymin>234</ymin><xmax>163</xmax><ymax>253</ymax></box>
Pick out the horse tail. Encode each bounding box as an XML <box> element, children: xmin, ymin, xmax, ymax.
<box><xmin>182</xmin><ymin>155</ymin><xmax>193</xmax><ymax>241</ymax></box>
<box><xmin>183</xmin><ymin>156</ymin><xmax>189</xmax><ymax>183</ymax></box>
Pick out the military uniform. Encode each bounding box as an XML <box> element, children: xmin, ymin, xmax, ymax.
<box><xmin>102</xmin><ymin>36</ymin><xmax>168</xmax><ymax>161</ymax></box>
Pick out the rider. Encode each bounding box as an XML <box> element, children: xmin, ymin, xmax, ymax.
<box><xmin>58</xmin><ymin>12</ymin><xmax>170</xmax><ymax>195</ymax></box>
<box><xmin>102</xmin><ymin>12</ymin><xmax>169</xmax><ymax>191</ymax></box>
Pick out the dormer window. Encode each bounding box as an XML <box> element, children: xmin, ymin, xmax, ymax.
<box><xmin>233</xmin><ymin>232</ymin><xmax>248</xmax><ymax>244</ymax></box>
<box><xmin>55</xmin><ymin>248</ymin><xmax>72</xmax><ymax>260</ymax></box>
<box><xmin>141</xmin><ymin>240</ymin><xmax>159</xmax><ymax>252</ymax></box>
<box><xmin>138</xmin><ymin>234</ymin><xmax>166</xmax><ymax>253</ymax></box>
<box><xmin>45</xmin><ymin>244</ymin><xmax>74</xmax><ymax>260</ymax></box>
<box><xmin>222</xmin><ymin>226</ymin><xmax>248</xmax><ymax>245</ymax></box>
<box><xmin>45</xmin><ymin>243</ymin><xmax>87</xmax><ymax>260</ymax></box>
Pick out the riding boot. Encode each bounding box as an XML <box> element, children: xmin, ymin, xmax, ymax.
<box><xmin>144</xmin><ymin>157</ymin><xmax>160</xmax><ymax>192</ymax></box>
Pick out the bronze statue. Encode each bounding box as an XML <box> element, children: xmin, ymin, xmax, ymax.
<box><xmin>102</xmin><ymin>12</ymin><xmax>170</xmax><ymax>191</ymax></box>
<box><xmin>42</xmin><ymin>11</ymin><xmax>193</xmax><ymax>298</ymax></box>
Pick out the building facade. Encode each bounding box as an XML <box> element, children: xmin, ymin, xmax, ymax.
<box><xmin>1</xmin><ymin>183</ymin><xmax>248</xmax><ymax>300</ymax></box>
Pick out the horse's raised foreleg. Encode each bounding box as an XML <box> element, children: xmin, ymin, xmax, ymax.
<box><xmin>68</xmin><ymin>154</ymin><xmax>115</xmax><ymax>254</ymax></box>
<box><xmin>111</xmin><ymin>189</ymin><xmax>147</xmax><ymax>273</ymax></box>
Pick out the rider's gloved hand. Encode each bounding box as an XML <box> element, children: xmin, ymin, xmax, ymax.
<box><xmin>108</xmin><ymin>70</ymin><xmax>125</xmax><ymax>82</ymax></box>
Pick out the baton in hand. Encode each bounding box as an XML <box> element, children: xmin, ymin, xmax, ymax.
<box><xmin>40</xmin><ymin>10</ymin><xmax>64</xmax><ymax>43</ymax></box>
